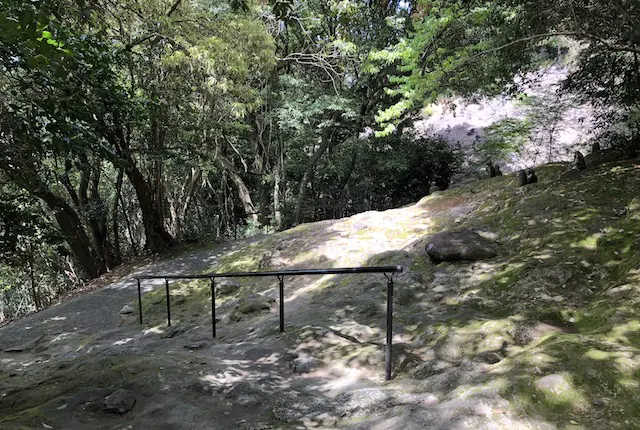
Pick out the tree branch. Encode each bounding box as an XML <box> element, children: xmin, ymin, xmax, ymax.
<box><xmin>167</xmin><ymin>0</ymin><xmax>182</xmax><ymax>17</ymax></box>
<box><xmin>463</xmin><ymin>32</ymin><xmax>640</xmax><ymax>66</ymax></box>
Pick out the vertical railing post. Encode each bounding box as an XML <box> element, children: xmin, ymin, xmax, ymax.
<box><xmin>278</xmin><ymin>275</ymin><xmax>285</xmax><ymax>333</ymax></box>
<box><xmin>211</xmin><ymin>277</ymin><xmax>216</xmax><ymax>338</ymax></box>
<box><xmin>137</xmin><ymin>278</ymin><xmax>143</xmax><ymax>324</ymax></box>
<box><xmin>385</xmin><ymin>275</ymin><xmax>394</xmax><ymax>381</ymax></box>
<box><xmin>165</xmin><ymin>278</ymin><xmax>171</xmax><ymax>327</ymax></box>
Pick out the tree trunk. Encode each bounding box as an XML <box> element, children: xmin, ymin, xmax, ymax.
<box><xmin>112</xmin><ymin>168</ymin><xmax>124</xmax><ymax>263</ymax></box>
<box><xmin>99</xmin><ymin>111</ymin><xmax>175</xmax><ymax>253</ymax></box>
<box><xmin>213</xmin><ymin>156</ymin><xmax>259</xmax><ymax>224</ymax></box>
<box><xmin>36</xmin><ymin>189</ymin><xmax>104</xmax><ymax>278</ymax></box>
<box><xmin>293</xmin><ymin>129</ymin><xmax>332</xmax><ymax>225</ymax></box>
<box><xmin>119</xmin><ymin>187</ymin><xmax>138</xmax><ymax>256</ymax></box>
<box><xmin>336</xmin><ymin>148</ymin><xmax>358</xmax><ymax>207</ymax></box>
<box><xmin>125</xmin><ymin>161</ymin><xmax>176</xmax><ymax>252</ymax></box>
<box><xmin>168</xmin><ymin>168</ymin><xmax>202</xmax><ymax>238</ymax></box>
<box><xmin>252</xmin><ymin>115</ymin><xmax>271</xmax><ymax>226</ymax></box>
<box><xmin>273</xmin><ymin>160</ymin><xmax>282</xmax><ymax>230</ymax></box>
<box><xmin>28</xmin><ymin>242</ymin><xmax>40</xmax><ymax>310</ymax></box>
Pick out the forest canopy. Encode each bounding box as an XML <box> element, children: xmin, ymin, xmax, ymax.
<box><xmin>1</xmin><ymin>0</ymin><xmax>638</xmax><ymax>320</ymax></box>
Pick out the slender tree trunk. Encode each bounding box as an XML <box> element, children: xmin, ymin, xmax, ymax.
<box><xmin>293</xmin><ymin>130</ymin><xmax>332</xmax><ymax>225</ymax></box>
<box><xmin>252</xmin><ymin>115</ymin><xmax>271</xmax><ymax>226</ymax></box>
<box><xmin>112</xmin><ymin>168</ymin><xmax>124</xmax><ymax>263</ymax></box>
<box><xmin>119</xmin><ymin>189</ymin><xmax>138</xmax><ymax>256</ymax></box>
<box><xmin>273</xmin><ymin>161</ymin><xmax>282</xmax><ymax>230</ymax></box>
<box><xmin>213</xmin><ymin>156</ymin><xmax>259</xmax><ymax>224</ymax></box>
<box><xmin>336</xmin><ymin>148</ymin><xmax>358</xmax><ymax>207</ymax></box>
<box><xmin>28</xmin><ymin>242</ymin><xmax>39</xmax><ymax>310</ymax></box>
<box><xmin>169</xmin><ymin>169</ymin><xmax>202</xmax><ymax>238</ymax></box>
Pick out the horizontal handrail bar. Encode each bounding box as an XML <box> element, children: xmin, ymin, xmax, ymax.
<box><xmin>134</xmin><ymin>265</ymin><xmax>403</xmax><ymax>280</ymax></box>
<box><xmin>135</xmin><ymin>264</ymin><xmax>403</xmax><ymax>380</ymax></box>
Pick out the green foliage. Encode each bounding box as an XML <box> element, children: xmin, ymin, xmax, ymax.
<box><xmin>374</xmin><ymin>0</ymin><xmax>640</xmax><ymax>148</ymax></box>
<box><xmin>351</xmin><ymin>134</ymin><xmax>461</xmax><ymax>208</ymax></box>
<box><xmin>479</xmin><ymin>118</ymin><xmax>531</xmax><ymax>161</ymax></box>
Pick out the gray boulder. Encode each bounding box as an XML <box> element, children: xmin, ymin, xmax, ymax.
<box><xmin>291</xmin><ymin>356</ymin><xmax>320</xmax><ymax>373</ymax></box>
<box><xmin>237</xmin><ymin>295</ymin><xmax>274</xmax><ymax>314</ymax></box>
<box><xmin>103</xmin><ymin>388</ymin><xmax>136</xmax><ymax>414</ymax></box>
<box><xmin>217</xmin><ymin>279</ymin><xmax>240</xmax><ymax>296</ymax></box>
<box><xmin>228</xmin><ymin>295</ymin><xmax>275</xmax><ymax>322</ymax></box>
<box><xmin>425</xmin><ymin>230</ymin><xmax>498</xmax><ymax>263</ymax></box>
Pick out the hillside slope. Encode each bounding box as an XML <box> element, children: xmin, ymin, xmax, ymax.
<box><xmin>1</xmin><ymin>159</ymin><xmax>640</xmax><ymax>429</ymax></box>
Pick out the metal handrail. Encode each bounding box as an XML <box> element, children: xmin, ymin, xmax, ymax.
<box><xmin>134</xmin><ymin>265</ymin><xmax>403</xmax><ymax>380</ymax></box>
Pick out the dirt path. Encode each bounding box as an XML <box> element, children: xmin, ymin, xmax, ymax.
<box><xmin>0</xmin><ymin>239</ymin><xmax>255</xmax><ymax>351</ymax></box>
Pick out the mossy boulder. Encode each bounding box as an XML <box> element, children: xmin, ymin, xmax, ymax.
<box><xmin>227</xmin><ymin>294</ymin><xmax>275</xmax><ymax>322</ymax></box>
<box><xmin>534</xmin><ymin>373</ymin><xmax>579</xmax><ymax>404</ymax></box>
<box><xmin>425</xmin><ymin>229</ymin><xmax>499</xmax><ymax>262</ymax></box>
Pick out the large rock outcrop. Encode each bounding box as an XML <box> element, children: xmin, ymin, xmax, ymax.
<box><xmin>425</xmin><ymin>230</ymin><xmax>498</xmax><ymax>262</ymax></box>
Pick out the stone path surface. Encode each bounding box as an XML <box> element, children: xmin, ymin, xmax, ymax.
<box><xmin>0</xmin><ymin>239</ymin><xmax>253</xmax><ymax>351</ymax></box>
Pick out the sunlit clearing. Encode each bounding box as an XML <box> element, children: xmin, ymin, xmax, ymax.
<box><xmin>285</xmin><ymin>274</ymin><xmax>334</xmax><ymax>303</ymax></box>
<box><xmin>617</xmin><ymin>377</ymin><xmax>640</xmax><ymax>389</ymax></box>
<box><xmin>575</xmin><ymin>233</ymin><xmax>601</xmax><ymax>250</ymax></box>
<box><xmin>584</xmin><ymin>348</ymin><xmax>610</xmax><ymax>360</ymax></box>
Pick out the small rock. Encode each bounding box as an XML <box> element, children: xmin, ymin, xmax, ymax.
<box><xmin>475</xmin><ymin>351</ymin><xmax>503</xmax><ymax>364</ymax></box>
<box><xmin>103</xmin><ymin>388</ymin><xmax>136</xmax><ymax>414</ymax></box>
<box><xmin>242</xmin><ymin>295</ymin><xmax>272</xmax><ymax>311</ymax></box>
<box><xmin>535</xmin><ymin>373</ymin><xmax>573</xmax><ymax>398</ymax></box>
<box><xmin>217</xmin><ymin>279</ymin><xmax>241</xmax><ymax>296</ymax></box>
<box><xmin>291</xmin><ymin>356</ymin><xmax>319</xmax><ymax>373</ymax></box>
<box><xmin>119</xmin><ymin>304</ymin><xmax>134</xmax><ymax>314</ymax></box>
<box><xmin>189</xmin><ymin>379</ymin><xmax>221</xmax><ymax>395</ymax></box>
<box><xmin>422</xmin><ymin>394</ymin><xmax>439</xmax><ymax>406</ymax></box>
<box><xmin>161</xmin><ymin>325</ymin><xmax>184</xmax><ymax>339</ymax></box>
<box><xmin>184</xmin><ymin>341</ymin><xmax>207</xmax><ymax>350</ymax></box>
<box><xmin>592</xmin><ymin>398</ymin><xmax>605</xmax><ymax>407</ymax></box>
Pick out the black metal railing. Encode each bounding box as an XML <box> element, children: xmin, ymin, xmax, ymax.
<box><xmin>135</xmin><ymin>265</ymin><xmax>403</xmax><ymax>380</ymax></box>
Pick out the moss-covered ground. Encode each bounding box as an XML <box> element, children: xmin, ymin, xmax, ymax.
<box><xmin>2</xmin><ymin>159</ymin><xmax>640</xmax><ymax>429</ymax></box>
